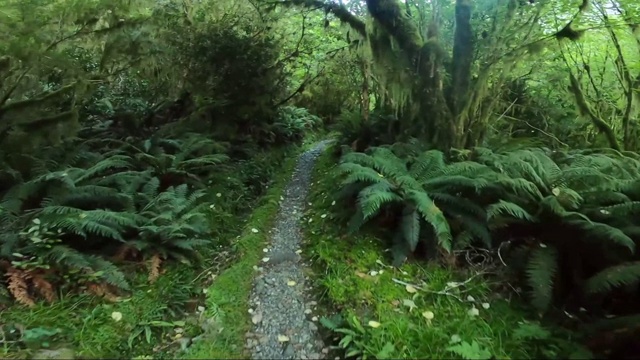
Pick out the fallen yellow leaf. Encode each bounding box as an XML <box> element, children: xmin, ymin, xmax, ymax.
<box><xmin>405</xmin><ymin>284</ymin><xmax>418</xmax><ymax>293</ymax></box>
<box><xmin>368</xmin><ymin>320</ymin><xmax>381</xmax><ymax>328</ymax></box>
<box><xmin>422</xmin><ymin>311</ymin><xmax>434</xmax><ymax>320</ymax></box>
<box><xmin>355</xmin><ymin>271</ymin><xmax>367</xmax><ymax>278</ymax></box>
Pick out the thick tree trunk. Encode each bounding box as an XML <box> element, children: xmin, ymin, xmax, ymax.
<box><xmin>361</xmin><ymin>60</ymin><xmax>370</xmax><ymax>122</ymax></box>
<box><xmin>284</xmin><ymin>0</ymin><xmax>475</xmax><ymax>150</ymax></box>
<box><xmin>364</xmin><ymin>0</ymin><xmax>474</xmax><ymax>150</ymax></box>
<box><xmin>450</xmin><ymin>0</ymin><xmax>474</xmax><ymax>148</ymax></box>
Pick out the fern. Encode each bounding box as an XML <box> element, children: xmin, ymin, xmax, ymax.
<box><xmin>336</xmin><ymin>144</ymin><xmax>497</xmax><ymax>263</ymax></box>
<box><xmin>400</xmin><ymin>207</ymin><xmax>420</xmax><ymax>251</ymax></box>
<box><xmin>446</xmin><ymin>340</ymin><xmax>492</xmax><ymax>360</ymax></box>
<box><xmin>129</xmin><ymin>135</ymin><xmax>229</xmax><ymax>189</ymax></box>
<box><xmin>131</xmin><ymin>185</ymin><xmax>211</xmax><ymax>261</ymax></box>
<box><xmin>585</xmin><ymin>261</ymin><xmax>640</xmax><ymax>294</ymax></box>
<box><xmin>526</xmin><ymin>246</ymin><xmax>558</xmax><ymax>312</ymax></box>
<box><xmin>487</xmin><ymin>200</ymin><xmax>534</xmax><ymax>222</ymax></box>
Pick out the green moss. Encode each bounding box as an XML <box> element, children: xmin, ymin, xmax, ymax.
<box><xmin>301</xmin><ymin>147</ymin><xmax>586</xmax><ymax>359</ymax></box>
<box><xmin>182</xmin><ymin>146</ymin><xmax>303</xmax><ymax>359</ymax></box>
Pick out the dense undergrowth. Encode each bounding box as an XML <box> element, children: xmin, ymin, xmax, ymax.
<box><xmin>302</xmin><ymin>147</ymin><xmax>591</xmax><ymax>359</ymax></box>
<box><xmin>0</xmin><ymin>139</ymin><xmax>306</xmax><ymax>358</ymax></box>
<box><xmin>0</xmin><ymin>0</ymin><xmax>326</xmax><ymax>356</ymax></box>
<box><xmin>300</xmin><ymin>136</ymin><xmax>640</xmax><ymax>358</ymax></box>
<box><xmin>4</xmin><ymin>0</ymin><xmax>640</xmax><ymax>358</ymax></box>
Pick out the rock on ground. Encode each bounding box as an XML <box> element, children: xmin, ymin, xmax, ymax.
<box><xmin>247</xmin><ymin>141</ymin><xmax>331</xmax><ymax>360</ymax></box>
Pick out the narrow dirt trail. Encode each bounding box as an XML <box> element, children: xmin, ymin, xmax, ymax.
<box><xmin>245</xmin><ymin>141</ymin><xmax>332</xmax><ymax>360</ymax></box>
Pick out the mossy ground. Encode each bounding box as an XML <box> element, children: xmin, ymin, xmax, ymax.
<box><xmin>0</xmin><ymin>144</ymin><xmax>303</xmax><ymax>359</ymax></box>
<box><xmin>301</xmin><ymin>146</ymin><xmax>587</xmax><ymax>359</ymax></box>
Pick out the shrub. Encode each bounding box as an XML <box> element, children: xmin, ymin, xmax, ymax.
<box><xmin>0</xmin><ymin>134</ymin><xmax>226</xmax><ymax>305</ymax></box>
<box><xmin>333</xmin><ymin>141</ymin><xmax>640</xmax><ymax>314</ymax></box>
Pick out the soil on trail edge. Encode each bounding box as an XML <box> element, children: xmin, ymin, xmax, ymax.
<box><xmin>246</xmin><ymin>141</ymin><xmax>332</xmax><ymax>360</ymax></box>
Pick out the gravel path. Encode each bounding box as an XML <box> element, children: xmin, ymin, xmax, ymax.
<box><xmin>245</xmin><ymin>141</ymin><xmax>332</xmax><ymax>360</ymax></box>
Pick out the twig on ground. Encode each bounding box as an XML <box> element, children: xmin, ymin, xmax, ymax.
<box><xmin>391</xmin><ymin>277</ymin><xmax>423</xmax><ymax>290</ymax></box>
<box><xmin>392</xmin><ymin>271</ymin><xmax>487</xmax><ymax>303</ymax></box>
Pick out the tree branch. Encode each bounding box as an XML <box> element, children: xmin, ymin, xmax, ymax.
<box><xmin>266</xmin><ymin>0</ymin><xmax>366</xmax><ymax>37</ymax></box>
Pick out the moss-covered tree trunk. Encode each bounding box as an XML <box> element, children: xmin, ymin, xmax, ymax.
<box><xmin>364</xmin><ymin>0</ymin><xmax>474</xmax><ymax>150</ymax></box>
<box><xmin>283</xmin><ymin>0</ymin><xmax>478</xmax><ymax>150</ymax></box>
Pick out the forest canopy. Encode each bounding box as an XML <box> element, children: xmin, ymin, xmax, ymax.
<box><xmin>2</xmin><ymin>0</ymin><xmax>640</xmax><ymax>359</ymax></box>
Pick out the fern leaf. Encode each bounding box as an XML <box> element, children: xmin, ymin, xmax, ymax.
<box><xmin>585</xmin><ymin>261</ymin><xmax>640</xmax><ymax>294</ymax></box>
<box><xmin>357</xmin><ymin>186</ymin><xmax>401</xmax><ymax>221</ymax></box>
<box><xmin>408</xmin><ymin>150</ymin><xmax>446</xmax><ymax>180</ymax></box>
<box><xmin>487</xmin><ymin>200</ymin><xmax>534</xmax><ymax>221</ymax></box>
<box><xmin>86</xmin><ymin>255</ymin><xmax>131</xmax><ymax>290</ymax></box>
<box><xmin>400</xmin><ymin>207</ymin><xmax>420</xmax><ymax>252</ymax></box>
<box><xmin>569</xmin><ymin>220</ymin><xmax>635</xmax><ymax>252</ymax></box>
<box><xmin>526</xmin><ymin>246</ymin><xmax>558</xmax><ymax>312</ymax></box>
<box><xmin>338</xmin><ymin>163</ymin><xmax>386</xmax><ymax>185</ymax></box>
<box><xmin>74</xmin><ymin>154</ymin><xmax>133</xmax><ymax>183</ymax></box>
<box><xmin>347</xmin><ymin>207</ymin><xmax>366</xmax><ymax>233</ymax></box>
<box><xmin>407</xmin><ymin>190</ymin><xmax>452</xmax><ymax>252</ymax></box>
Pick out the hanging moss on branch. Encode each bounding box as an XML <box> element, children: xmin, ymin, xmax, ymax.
<box><xmin>268</xmin><ymin>0</ymin><xmax>588</xmax><ymax>150</ymax></box>
<box><xmin>0</xmin><ymin>80</ymin><xmax>81</xmax><ymax>149</ymax></box>
<box><xmin>567</xmin><ymin>72</ymin><xmax>620</xmax><ymax>151</ymax></box>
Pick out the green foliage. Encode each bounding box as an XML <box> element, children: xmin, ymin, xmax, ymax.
<box><xmin>332</xmin><ymin>110</ymin><xmax>402</xmax><ymax>153</ymax></box>
<box><xmin>167</xmin><ymin>18</ymin><xmax>286</xmax><ymax>125</ymax></box>
<box><xmin>129</xmin><ymin>183</ymin><xmax>211</xmax><ymax>263</ymax></box>
<box><xmin>269</xmin><ymin>106</ymin><xmax>323</xmax><ymax>144</ymax></box>
<box><xmin>0</xmin><ymin>137</ymin><xmax>221</xmax><ymax>294</ymax></box>
<box><xmin>469</xmin><ymin>146</ymin><xmax>640</xmax><ymax>311</ymax></box>
<box><xmin>303</xmin><ymin>149</ymin><xmax>592</xmax><ymax>360</ymax></box>
<box><xmin>332</xmin><ymin>140</ymin><xmax>640</xmax><ymax>319</ymax></box>
<box><xmin>336</xmin><ymin>143</ymin><xmax>501</xmax><ymax>265</ymax></box>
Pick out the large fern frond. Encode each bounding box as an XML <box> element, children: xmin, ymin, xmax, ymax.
<box><xmin>408</xmin><ymin>189</ymin><xmax>452</xmax><ymax>252</ymax></box>
<box><xmin>526</xmin><ymin>246</ymin><xmax>558</xmax><ymax>312</ymax></box>
<box><xmin>584</xmin><ymin>261</ymin><xmax>640</xmax><ymax>295</ymax></box>
<box><xmin>487</xmin><ymin>200</ymin><xmax>535</xmax><ymax>221</ymax></box>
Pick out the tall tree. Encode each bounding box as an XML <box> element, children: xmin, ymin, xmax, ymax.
<box><xmin>271</xmin><ymin>0</ymin><xmax>588</xmax><ymax>150</ymax></box>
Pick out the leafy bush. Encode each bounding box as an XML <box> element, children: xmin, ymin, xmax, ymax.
<box><xmin>332</xmin><ymin>110</ymin><xmax>403</xmax><ymax>154</ymax></box>
<box><xmin>269</xmin><ymin>106</ymin><xmax>323</xmax><ymax>144</ymax></box>
<box><xmin>469</xmin><ymin>147</ymin><xmax>640</xmax><ymax>312</ymax></box>
<box><xmin>333</xmin><ymin>141</ymin><xmax>640</xmax><ymax>315</ymax></box>
<box><xmin>167</xmin><ymin>18</ymin><xmax>287</xmax><ymax>135</ymax></box>
<box><xmin>337</xmin><ymin>145</ymin><xmax>494</xmax><ymax>265</ymax></box>
<box><xmin>0</xmin><ymin>133</ymin><xmax>227</xmax><ymax>306</ymax></box>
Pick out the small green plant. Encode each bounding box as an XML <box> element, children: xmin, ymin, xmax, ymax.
<box><xmin>128</xmin><ymin>320</ymin><xmax>186</xmax><ymax>349</ymax></box>
<box><xmin>127</xmin><ymin>134</ymin><xmax>229</xmax><ymax>190</ymax></box>
<box><xmin>270</xmin><ymin>106</ymin><xmax>323</xmax><ymax>143</ymax></box>
<box><xmin>320</xmin><ymin>314</ymin><xmax>369</xmax><ymax>358</ymax></box>
<box><xmin>21</xmin><ymin>327</ymin><xmax>62</xmax><ymax>349</ymax></box>
<box><xmin>446</xmin><ymin>340</ymin><xmax>492</xmax><ymax>360</ymax></box>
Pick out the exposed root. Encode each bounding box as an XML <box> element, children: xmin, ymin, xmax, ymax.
<box><xmin>86</xmin><ymin>282</ymin><xmax>120</xmax><ymax>302</ymax></box>
<box><xmin>32</xmin><ymin>274</ymin><xmax>57</xmax><ymax>303</ymax></box>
